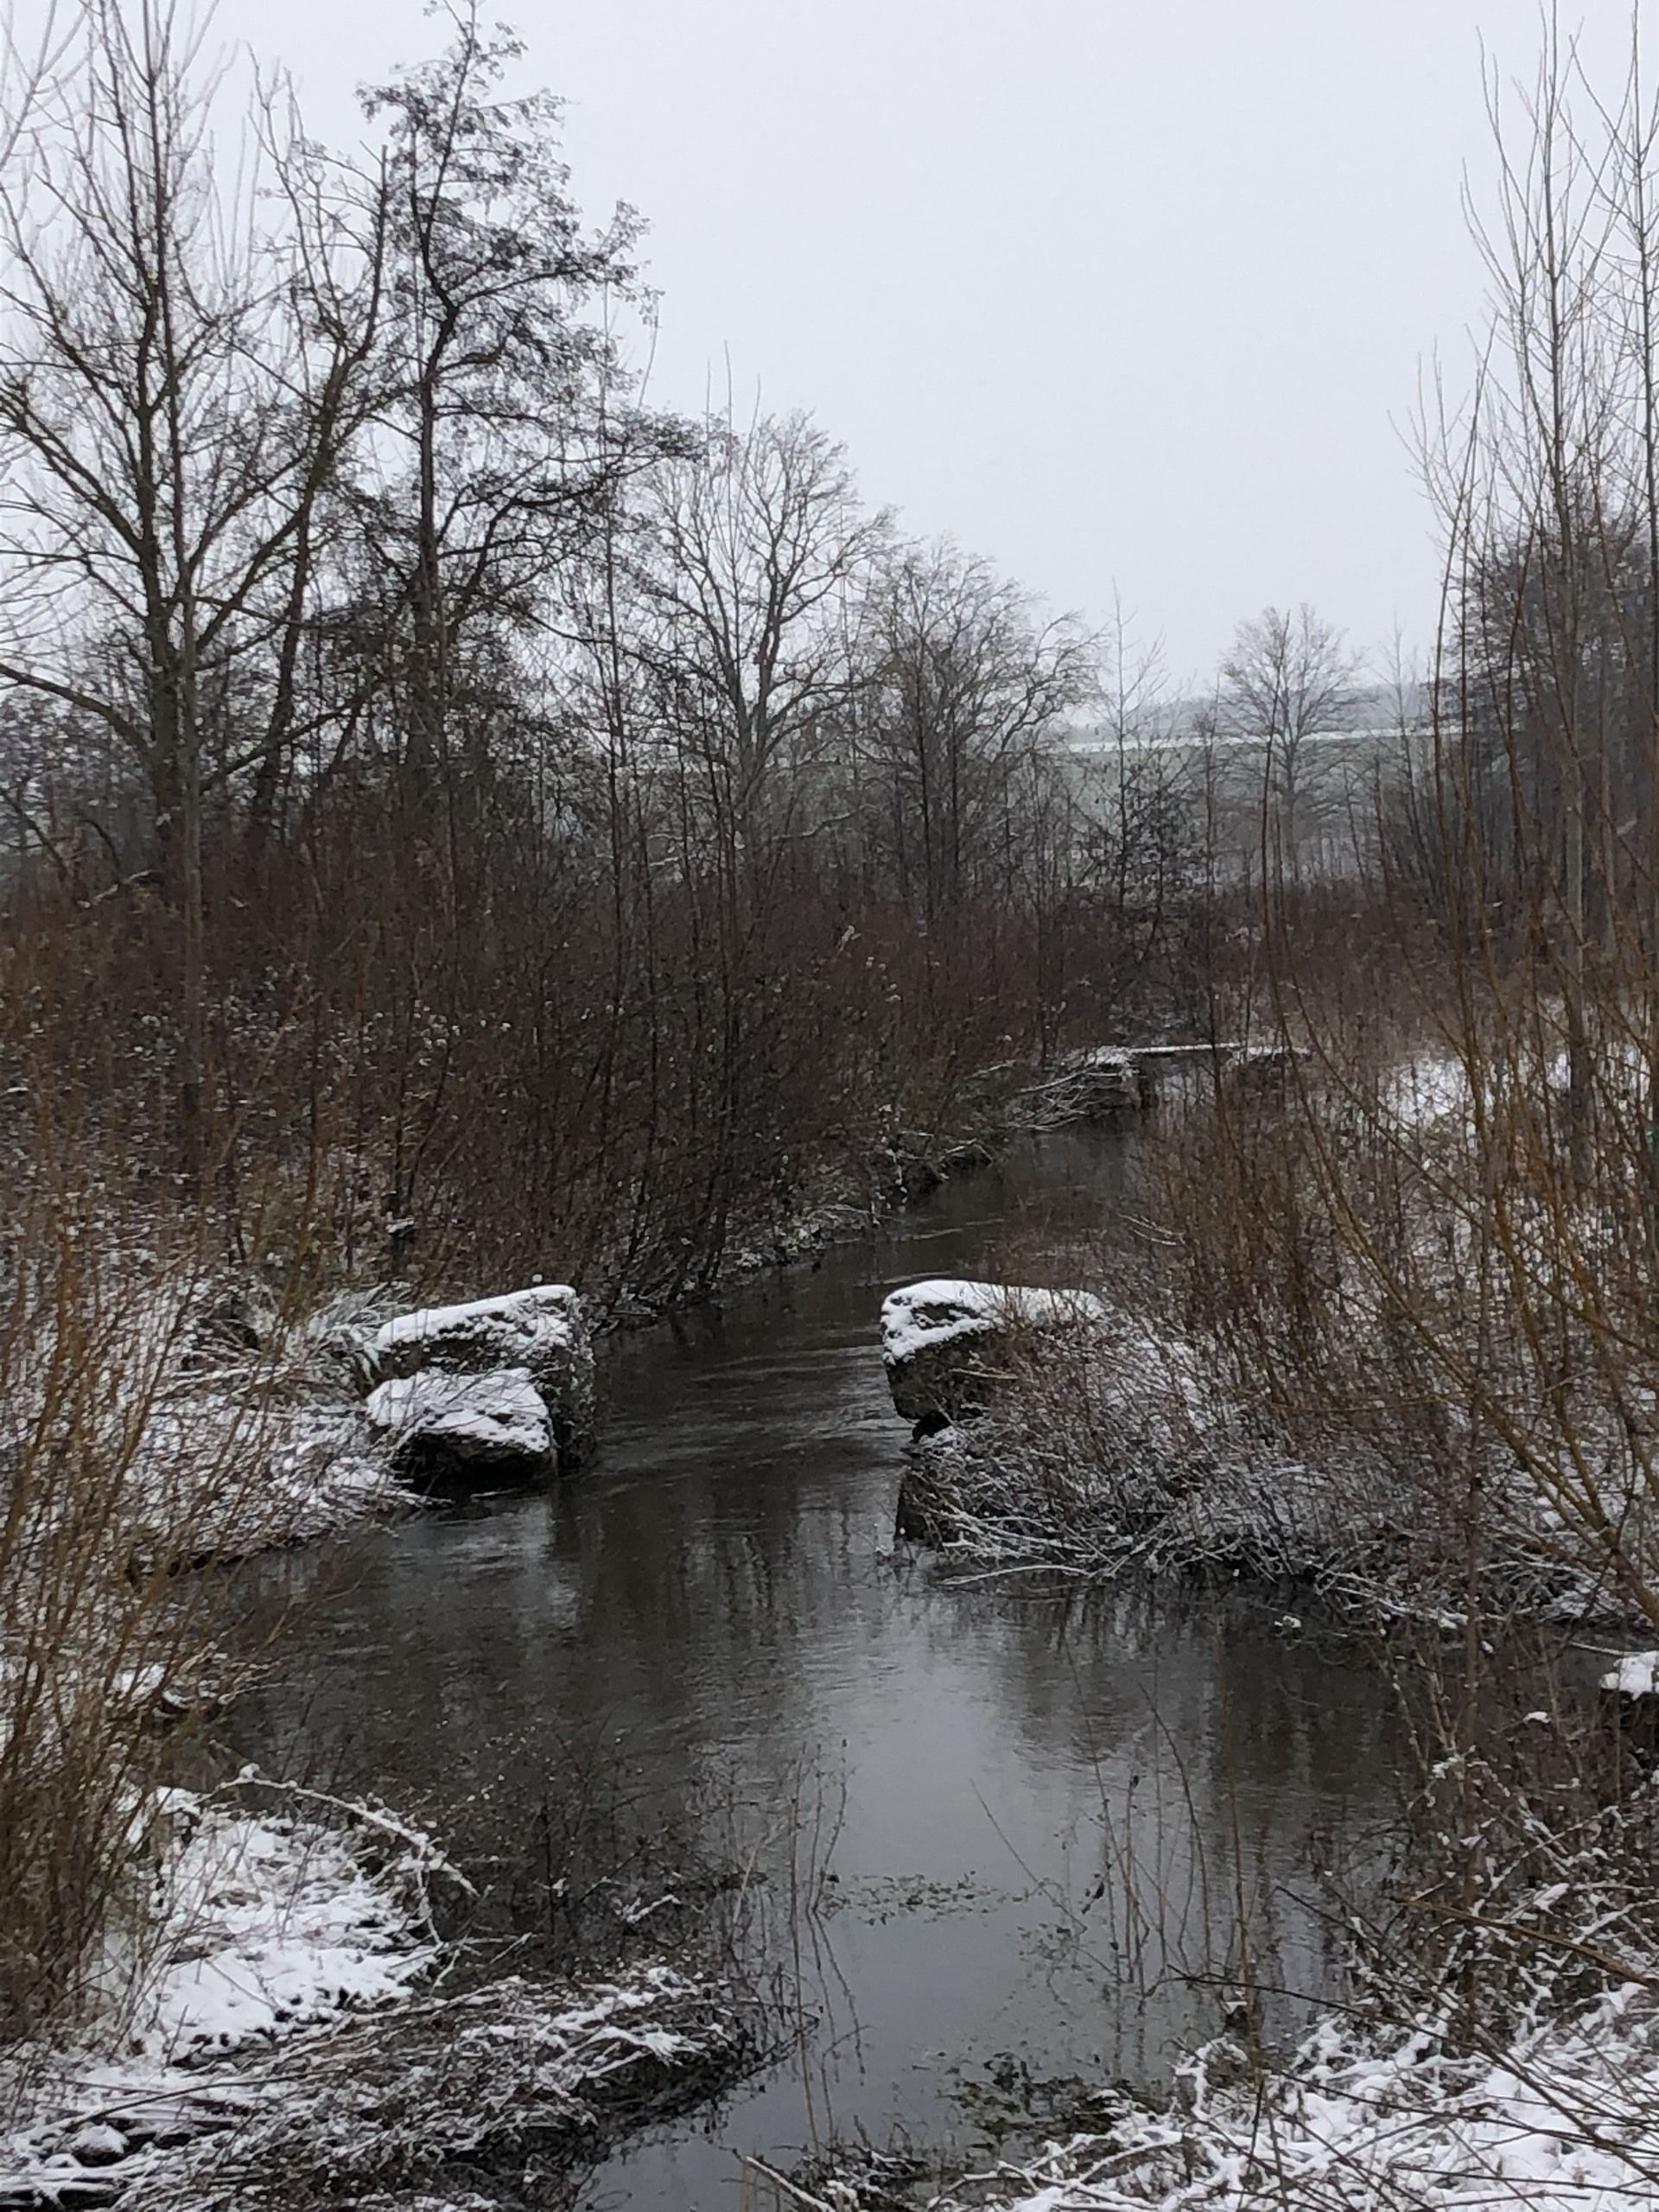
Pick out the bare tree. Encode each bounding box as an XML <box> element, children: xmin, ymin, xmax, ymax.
<box><xmin>1221</xmin><ymin>604</ymin><xmax>1360</xmax><ymax>880</ymax></box>
<box><xmin>356</xmin><ymin>9</ymin><xmax>658</xmax><ymax>855</ymax></box>
<box><xmin>852</xmin><ymin>541</ymin><xmax>1093</xmax><ymax>921</ymax></box>
<box><xmin>0</xmin><ymin>0</ymin><xmax>386</xmax><ymax>1174</ymax></box>
<box><xmin>1079</xmin><ymin>593</ymin><xmax>1200</xmax><ymax>950</ymax></box>
<box><xmin>638</xmin><ymin>409</ymin><xmax>886</xmax><ymax>888</ymax></box>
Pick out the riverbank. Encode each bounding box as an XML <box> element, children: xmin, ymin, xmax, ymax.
<box><xmin>783</xmin><ymin>1984</ymin><xmax>1659</xmax><ymax>2210</ymax></box>
<box><xmin>880</xmin><ymin>1293</ymin><xmax>1599</xmax><ymax>1643</ymax></box>
<box><xmin>772</xmin><ymin>1705</ymin><xmax>1659</xmax><ymax>2212</ymax></box>
<box><xmin>873</xmin><ymin>1031</ymin><xmax>1659</xmax><ymax>1637</ymax></box>
<box><xmin>0</xmin><ymin>1247</ymin><xmax>741</xmax><ymax>2205</ymax></box>
<box><xmin>247</xmin><ymin>1129</ymin><xmax>1386</xmax><ymax>2211</ymax></box>
<box><xmin>0</xmin><ymin>1775</ymin><xmax>754</xmax><ymax>2209</ymax></box>
<box><xmin>31</xmin><ymin>1043</ymin><xmax>1153</xmax><ymax>1572</ymax></box>
<box><xmin>815</xmin><ymin>1067</ymin><xmax>1659</xmax><ymax>2207</ymax></box>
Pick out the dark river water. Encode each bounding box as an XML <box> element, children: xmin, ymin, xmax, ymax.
<box><xmin>233</xmin><ymin>1127</ymin><xmax>1402</xmax><ymax>2209</ymax></box>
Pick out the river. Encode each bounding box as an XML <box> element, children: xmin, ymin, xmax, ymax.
<box><xmin>232</xmin><ymin>1125</ymin><xmax>1402</xmax><ymax>2208</ymax></box>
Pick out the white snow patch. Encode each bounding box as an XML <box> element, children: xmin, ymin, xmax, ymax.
<box><xmin>128</xmin><ymin>1396</ymin><xmax>410</xmax><ymax>1558</ymax></box>
<box><xmin>0</xmin><ymin>1779</ymin><xmax>446</xmax><ymax>2195</ymax></box>
<box><xmin>0</xmin><ymin>1777</ymin><xmax>739</xmax><ymax>2207</ymax></box>
<box><xmin>375</xmin><ymin>1283</ymin><xmax>582</xmax><ymax>1368</ymax></box>
<box><xmin>1382</xmin><ymin>1052</ymin><xmax>1472</xmax><ymax>1130</ymax></box>
<box><xmin>1600</xmin><ymin>1649</ymin><xmax>1659</xmax><ymax>1699</ymax></box>
<box><xmin>128</xmin><ymin>1786</ymin><xmax>438</xmax><ymax>2060</ymax></box>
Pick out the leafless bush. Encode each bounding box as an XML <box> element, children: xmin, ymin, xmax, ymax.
<box><xmin>0</xmin><ymin>1139</ymin><xmax>402</xmax><ymax>2047</ymax></box>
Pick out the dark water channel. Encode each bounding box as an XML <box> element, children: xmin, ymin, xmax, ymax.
<box><xmin>235</xmin><ymin>1128</ymin><xmax>1402</xmax><ymax>2208</ymax></box>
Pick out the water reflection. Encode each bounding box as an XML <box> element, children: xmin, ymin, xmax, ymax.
<box><xmin>230</xmin><ymin>1129</ymin><xmax>1402</xmax><ymax>2209</ymax></box>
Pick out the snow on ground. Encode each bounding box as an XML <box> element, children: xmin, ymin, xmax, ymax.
<box><xmin>0</xmin><ymin>1269</ymin><xmax>419</xmax><ymax>1567</ymax></box>
<box><xmin>929</xmin><ymin>1991</ymin><xmax>1659</xmax><ymax>2209</ymax></box>
<box><xmin>113</xmin><ymin>1965</ymin><xmax>742</xmax><ymax>2212</ymax></box>
<box><xmin>126</xmin><ymin>1395</ymin><xmax>412</xmax><ymax>1560</ymax></box>
<box><xmin>127</xmin><ymin>1782</ymin><xmax>444</xmax><ymax>2060</ymax></box>
<box><xmin>0</xmin><ymin>1777</ymin><xmax>446</xmax><ymax>2197</ymax></box>
<box><xmin>1382</xmin><ymin>1050</ymin><xmax>1471</xmax><ymax>1131</ymax></box>
<box><xmin>0</xmin><ymin>1780</ymin><xmax>742</xmax><ymax>2209</ymax></box>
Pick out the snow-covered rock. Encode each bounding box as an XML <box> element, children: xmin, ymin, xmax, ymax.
<box><xmin>880</xmin><ymin>1277</ymin><xmax>1109</xmax><ymax>1426</ymax></box>
<box><xmin>1601</xmin><ymin>1649</ymin><xmax>1659</xmax><ymax>1700</ymax></box>
<box><xmin>374</xmin><ymin>1283</ymin><xmax>582</xmax><ymax>1381</ymax></box>
<box><xmin>373</xmin><ymin>1285</ymin><xmax>594</xmax><ymax>1468</ymax></box>
<box><xmin>1063</xmin><ymin>1046</ymin><xmax>1154</xmax><ymax>1112</ymax></box>
<box><xmin>365</xmin><ymin>1369</ymin><xmax>553</xmax><ymax>1483</ymax></box>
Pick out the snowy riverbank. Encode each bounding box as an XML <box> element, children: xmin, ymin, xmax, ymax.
<box><xmin>880</xmin><ymin>1269</ymin><xmax>1659</xmax><ymax>1630</ymax></box>
<box><xmin>897</xmin><ymin>1989</ymin><xmax>1659</xmax><ymax>2211</ymax></box>
<box><xmin>0</xmin><ymin>1776</ymin><xmax>748</xmax><ymax>2209</ymax></box>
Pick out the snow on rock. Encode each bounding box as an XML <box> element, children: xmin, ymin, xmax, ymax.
<box><xmin>365</xmin><ymin>1368</ymin><xmax>552</xmax><ymax>1483</ymax></box>
<box><xmin>374</xmin><ymin>1282</ymin><xmax>582</xmax><ymax>1379</ymax></box>
<box><xmin>881</xmin><ymin>1278</ymin><xmax>1109</xmax><ymax>1364</ymax></box>
<box><xmin>1600</xmin><ymin>1649</ymin><xmax>1659</xmax><ymax>1699</ymax></box>
<box><xmin>373</xmin><ymin>1284</ymin><xmax>594</xmax><ymax>1468</ymax></box>
<box><xmin>881</xmin><ymin>1278</ymin><xmax>1109</xmax><ymax>1426</ymax></box>
<box><xmin>1019</xmin><ymin>1050</ymin><xmax>1152</xmax><ymax>1122</ymax></box>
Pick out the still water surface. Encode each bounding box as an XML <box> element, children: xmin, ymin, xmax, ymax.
<box><xmin>236</xmin><ymin>1128</ymin><xmax>1401</xmax><ymax>2208</ymax></box>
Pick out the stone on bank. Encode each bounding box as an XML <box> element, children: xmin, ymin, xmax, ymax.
<box><xmin>368</xmin><ymin>1284</ymin><xmax>594</xmax><ymax>1485</ymax></box>
<box><xmin>880</xmin><ymin>1278</ymin><xmax>1109</xmax><ymax>1548</ymax></box>
<box><xmin>880</xmin><ymin>1277</ymin><xmax>1108</xmax><ymax>1427</ymax></box>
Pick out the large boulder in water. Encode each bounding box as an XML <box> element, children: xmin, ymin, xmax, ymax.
<box><xmin>365</xmin><ymin>1369</ymin><xmax>553</xmax><ymax>1485</ymax></box>
<box><xmin>372</xmin><ymin>1285</ymin><xmax>594</xmax><ymax>1471</ymax></box>
<box><xmin>880</xmin><ymin>1277</ymin><xmax>1108</xmax><ymax>1428</ymax></box>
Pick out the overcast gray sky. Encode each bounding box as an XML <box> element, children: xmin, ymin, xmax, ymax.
<box><xmin>204</xmin><ymin>0</ymin><xmax>1649</xmax><ymax>683</ymax></box>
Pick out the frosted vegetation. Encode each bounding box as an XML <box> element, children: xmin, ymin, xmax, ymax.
<box><xmin>6</xmin><ymin>0</ymin><xmax>1659</xmax><ymax>2206</ymax></box>
<box><xmin>0</xmin><ymin>1776</ymin><xmax>742</xmax><ymax>2209</ymax></box>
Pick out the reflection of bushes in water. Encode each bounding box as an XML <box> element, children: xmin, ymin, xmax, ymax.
<box><xmin>746</xmin><ymin>1637</ymin><xmax>1659</xmax><ymax>2212</ymax></box>
<box><xmin>875</xmin><ymin>1563</ymin><xmax>1397</xmax><ymax>2026</ymax></box>
<box><xmin>370</xmin><ymin>1719</ymin><xmax>791</xmax><ymax>2001</ymax></box>
<box><xmin>950</xmin><ymin>2055</ymin><xmax>1141</xmax><ymax>2150</ymax></box>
